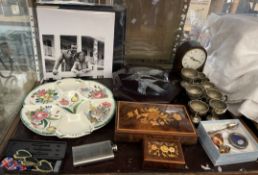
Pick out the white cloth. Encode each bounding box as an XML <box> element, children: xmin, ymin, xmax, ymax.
<box><xmin>203</xmin><ymin>14</ymin><xmax>258</xmax><ymax>122</ymax></box>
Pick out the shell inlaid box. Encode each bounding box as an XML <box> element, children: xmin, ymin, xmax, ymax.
<box><xmin>115</xmin><ymin>101</ymin><xmax>197</xmax><ymax>144</ymax></box>
<box><xmin>143</xmin><ymin>137</ymin><xmax>185</xmax><ymax>169</ymax></box>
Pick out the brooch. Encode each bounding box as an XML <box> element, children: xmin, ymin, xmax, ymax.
<box><xmin>228</xmin><ymin>133</ymin><xmax>248</xmax><ymax>149</ymax></box>
<box><xmin>211</xmin><ymin>133</ymin><xmax>231</xmax><ymax>154</ymax></box>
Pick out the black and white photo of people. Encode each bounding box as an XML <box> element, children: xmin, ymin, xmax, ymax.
<box><xmin>37</xmin><ymin>7</ymin><xmax>115</xmax><ymax>79</ymax></box>
<box><xmin>71</xmin><ymin>51</ymin><xmax>92</xmax><ymax>75</ymax></box>
<box><xmin>42</xmin><ymin>35</ymin><xmax>105</xmax><ymax>79</ymax></box>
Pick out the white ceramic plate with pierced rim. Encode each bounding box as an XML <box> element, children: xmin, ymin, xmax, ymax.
<box><xmin>21</xmin><ymin>78</ymin><xmax>115</xmax><ymax>138</ymax></box>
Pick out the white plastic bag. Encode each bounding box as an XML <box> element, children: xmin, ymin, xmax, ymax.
<box><xmin>203</xmin><ymin>14</ymin><xmax>258</xmax><ymax>122</ymax></box>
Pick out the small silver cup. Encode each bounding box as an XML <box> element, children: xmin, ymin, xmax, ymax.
<box><xmin>201</xmin><ymin>81</ymin><xmax>215</xmax><ymax>90</ymax></box>
<box><xmin>181</xmin><ymin>68</ymin><xmax>198</xmax><ymax>83</ymax></box>
<box><xmin>205</xmin><ymin>88</ymin><xmax>227</xmax><ymax>102</ymax></box>
<box><xmin>189</xmin><ymin>100</ymin><xmax>209</xmax><ymax>124</ymax></box>
<box><xmin>185</xmin><ymin>85</ymin><xmax>204</xmax><ymax>100</ymax></box>
<box><xmin>207</xmin><ymin>99</ymin><xmax>227</xmax><ymax>120</ymax></box>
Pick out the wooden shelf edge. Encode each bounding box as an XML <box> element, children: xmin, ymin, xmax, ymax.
<box><xmin>0</xmin><ymin>114</ymin><xmax>20</xmax><ymax>156</ymax></box>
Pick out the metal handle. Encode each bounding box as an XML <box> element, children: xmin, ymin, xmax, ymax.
<box><xmin>207</xmin><ymin>127</ymin><xmax>227</xmax><ymax>135</ymax></box>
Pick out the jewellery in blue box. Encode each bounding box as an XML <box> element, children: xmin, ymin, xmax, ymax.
<box><xmin>228</xmin><ymin>133</ymin><xmax>248</xmax><ymax>149</ymax></box>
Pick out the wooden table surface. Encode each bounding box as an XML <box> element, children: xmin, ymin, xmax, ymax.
<box><xmin>2</xmin><ymin>79</ymin><xmax>258</xmax><ymax>175</ymax></box>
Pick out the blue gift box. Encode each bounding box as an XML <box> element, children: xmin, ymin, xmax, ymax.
<box><xmin>197</xmin><ymin>119</ymin><xmax>258</xmax><ymax>166</ymax></box>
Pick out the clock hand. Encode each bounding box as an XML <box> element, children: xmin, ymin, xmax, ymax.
<box><xmin>190</xmin><ymin>57</ymin><xmax>201</xmax><ymax>63</ymax></box>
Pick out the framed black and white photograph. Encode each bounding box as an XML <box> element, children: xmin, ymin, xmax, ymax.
<box><xmin>36</xmin><ymin>5</ymin><xmax>115</xmax><ymax>79</ymax></box>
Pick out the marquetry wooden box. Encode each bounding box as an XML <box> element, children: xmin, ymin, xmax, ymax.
<box><xmin>143</xmin><ymin>137</ymin><xmax>185</xmax><ymax>169</ymax></box>
<box><xmin>114</xmin><ymin>101</ymin><xmax>197</xmax><ymax>145</ymax></box>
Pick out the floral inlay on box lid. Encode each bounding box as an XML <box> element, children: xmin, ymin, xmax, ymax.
<box><xmin>118</xmin><ymin>101</ymin><xmax>194</xmax><ymax>133</ymax></box>
<box><xmin>21</xmin><ymin>78</ymin><xmax>115</xmax><ymax>138</ymax></box>
<box><xmin>144</xmin><ymin>137</ymin><xmax>185</xmax><ymax>164</ymax></box>
<box><xmin>147</xmin><ymin>141</ymin><xmax>179</xmax><ymax>159</ymax></box>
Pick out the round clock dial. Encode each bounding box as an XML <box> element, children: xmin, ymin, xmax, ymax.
<box><xmin>182</xmin><ymin>48</ymin><xmax>206</xmax><ymax>69</ymax></box>
<box><xmin>170</xmin><ymin>40</ymin><xmax>207</xmax><ymax>78</ymax></box>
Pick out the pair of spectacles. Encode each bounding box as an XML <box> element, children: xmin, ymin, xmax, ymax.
<box><xmin>13</xmin><ymin>150</ymin><xmax>53</xmax><ymax>173</ymax></box>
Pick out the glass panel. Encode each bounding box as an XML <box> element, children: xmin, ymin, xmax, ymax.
<box><xmin>119</xmin><ymin>0</ymin><xmax>190</xmax><ymax>69</ymax></box>
<box><xmin>37</xmin><ymin>0</ymin><xmax>114</xmax><ymax>5</ymax></box>
<box><xmin>184</xmin><ymin>0</ymin><xmax>258</xmax><ymax>42</ymax></box>
<box><xmin>0</xmin><ymin>0</ymin><xmax>37</xmax><ymax>142</ymax></box>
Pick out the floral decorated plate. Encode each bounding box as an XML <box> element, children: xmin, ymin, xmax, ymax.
<box><xmin>21</xmin><ymin>78</ymin><xmax>115</xmax><ymax>138</ymax></box>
